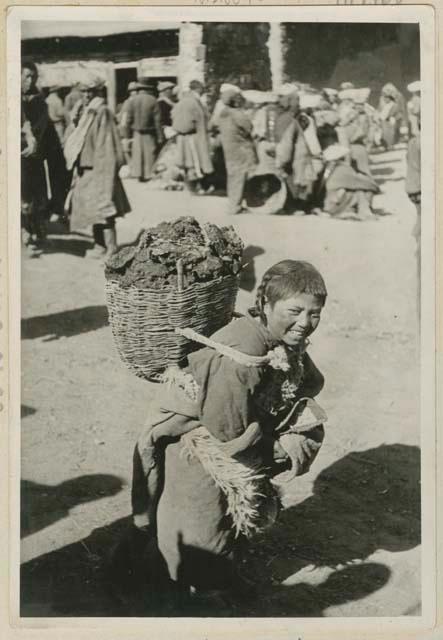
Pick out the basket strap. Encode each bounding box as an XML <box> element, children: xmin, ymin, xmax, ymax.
<box><xmin>175</xmin><ymin>327</ymin><xmax>270</xmax><ymax>368</ymax></box>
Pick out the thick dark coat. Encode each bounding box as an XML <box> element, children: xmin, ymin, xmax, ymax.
<box><xmin>126</xmin><ymin>91</ymin><xmax>163</xmax><ymax>180</ymax></box>
<box><xmin>172</xmin><ymin>92</ymin><xmax>213</xmax><ymax>178</ymax></box>
<box><xmin>218</xmin><ymin>106</ymin><xmax>257</xmax><ymax>212</ymax></box>
<box><xmin>70</xmin><ymin>103</ymin><xmax>130</xmax><ymax>231</ymax></box>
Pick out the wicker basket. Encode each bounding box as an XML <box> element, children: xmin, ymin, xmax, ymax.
<box><xmin>105</xmin><ymin>274</ymin><xmax>239</xmax><ymax>381</ymax></box>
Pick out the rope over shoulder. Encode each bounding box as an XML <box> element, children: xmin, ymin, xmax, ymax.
<box><xmin>175</xmin><ymin>327</ymin><xmax>270</xmax><ymax>368</ymax></box>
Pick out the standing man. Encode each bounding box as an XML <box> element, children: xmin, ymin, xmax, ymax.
<box><xmin>21</xmin><ymin>61</ymin><xmax>54</xmax><ymax>253</ymax></box>
<box><xmin>218</xmin><ymin>89</ymin><xmax>257</xmax><ymax>214</ymax></box>
<box><xmin>63</xmin><ymin>80</ymin><xmax>131</xmax><ymax>258</ymax></box>
<box><xmin>119</xmin><ymin>81</ymin><xmax>138</xmax><ymax>164</ymax></box>
<box><xmin>126</xmin><ymin>78</ymin><xmax>163</xmax><ymax>182</ymax></box>
<box><xmin>172</xmin><ymin>79</ymin><xmax>214</xmax><ymax>193</ymax></box>
<box><xmin>340</xmin><ymin>89</ymin><xmax>372</xmax><ymax>176</ymax></box>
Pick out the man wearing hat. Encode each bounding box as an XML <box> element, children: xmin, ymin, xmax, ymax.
<box><xmin>157</xmin><ymin>81</ymin><xmax>176</xmax><ymax>131</ymax></box>
<box><xmin>126</xmin><ymin>78</ymin><xmax>163</xmax><ymax>182</ymax></box>
<box><xmin>21</xmin><ymin>61</ymin><xmax>51</xmax><ymax>254</ymax></box>
<box><xmin>171</xmin><ymin>79</ymin><xmax>214</xmax><ymax>193</ymax></box>
<box><xmin>119</xmin><ymin>81</ymin><xmax>138</xmax><ymax>138</ymax></box>
<box><xmin>63</xmin><ymin>78</ymin><xmax>131</xmax><ymax>258</ymax></box>
<box><xmin>378</xmin><ymin>83</ymin><xmax>408</xmax><ymax>149</ymax></box>
<box><xmin>338</xmin><ymin>88</ymin><xmax>372</xmax><ymax>176</ymax></box>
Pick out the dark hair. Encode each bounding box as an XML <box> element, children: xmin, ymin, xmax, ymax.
<box><xmin>249</xmin><ymin>260</ymin><xmax>327</xmax><ymax>322</ymax></box>
<box><xmin>22</xmin><ymin>61</ymin><xmax>38</xmax><ymax>76</ymax></box>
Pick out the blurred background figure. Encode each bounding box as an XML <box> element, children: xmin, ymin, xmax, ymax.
<box><xmin>218</xmin><ymin>88</ymin><xmax>257</xmax><ymax>214</ymax></box>
<box><xmin>337</xmin><ymin>87</ymin><xmax>372</xmax><ymax>176</ymax></box>
<box><xmin>172</xmin><ymin>79</ymin><xmax>214</xmax><ymax>194</ymax></box>
<box><xmin>21</xmin><ymin>61</ymin><xmax>67</xmax><ymax>254</ymax></box>
<box><xmin>317</xmin><ymin>144</ymin><xmax>379</xmax><ymax>220</ymax></box>
<box><xmin>119</xmin><ymin>81</ymin><xmax>139</xmax><ymax>167</ymax></box>
<box><xmin>274</xmin><ymin>88</ymin><xmax>322</xmax><ymax>212</ymax></box>
<box><xmin>377</xmin><ymin>83</ymin><xmax>408</xmax><ymax>150</ymax></box>
<box><xmin>21</xmin><ymin>62</ymin><xmax>47</xmax><ymax>256</ymax></box>
<box><xmin>63</xmin><ymin>79</ymin><xmax>131</xmax><ymax>258</ymax></box>
<box><xmin>126</xmin><ymin>78</ymin><xmax>163</xmax><ymax>183</ymax></box>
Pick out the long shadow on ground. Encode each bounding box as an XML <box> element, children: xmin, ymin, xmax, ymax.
<box><xmin>20</xmin><ymin>444</ymin><xmax>420</xmax><ymax>617</ymax></box>
<box><xmin>21</xmin><ymin>475</ymin><xmax>124</xmax><ymax>538</ymax></box>
<box><xmin>21</xmin><ymin>306</ymin><xmax>109</xmax><ymax>341</ymax></box>
<box><xmin>43</xmin><ymin>237</ymin><xmax>93</xmax><ymax>257</ymax></box>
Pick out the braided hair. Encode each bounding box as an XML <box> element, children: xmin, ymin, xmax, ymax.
<box><xmin>249</xmin><ymin>260</ymin><xmax>327</xmax><ymax>324</ymax></box>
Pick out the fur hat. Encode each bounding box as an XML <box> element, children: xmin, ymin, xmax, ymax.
<box><xmin>158</xmin><ymin>81</ymin><xmax>175</xmax><ymax>92</ymax></box>
<box><xmin>407</xmin><ymin>80</ymin><xmax>421</xmax><ymax>93</ymax></box>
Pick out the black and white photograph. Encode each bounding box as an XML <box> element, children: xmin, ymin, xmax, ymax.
<box><xmin>3</xmin><ymin>3</ymin><xmax>438</xmax><ymax>634</ymax></box>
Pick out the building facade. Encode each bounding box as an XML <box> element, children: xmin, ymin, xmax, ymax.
<box><xmin>22</xmin><ymin>21</ymin><xmax>420</xmax><ymax>110</ymax></box>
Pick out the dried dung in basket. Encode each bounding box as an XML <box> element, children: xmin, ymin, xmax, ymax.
<box><xmin>104</xmin><ymin>216</ymin><xmax>244</xmax><ymax>380</ymax></box>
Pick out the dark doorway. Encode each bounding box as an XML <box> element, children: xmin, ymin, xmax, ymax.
<box><xmin>115</xmin><ymin>67</ymin><xmax>137</xmax><ymax>113</ymax></box>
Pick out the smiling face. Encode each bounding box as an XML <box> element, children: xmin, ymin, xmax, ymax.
<box><xmin>264</xmin><ymin>292</ymin><xmax>324</xmax><ymax>347</ymax></box>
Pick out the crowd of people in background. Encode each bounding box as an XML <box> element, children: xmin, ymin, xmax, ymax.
<box><xmin>21</xmin><ymin>61</ymin><xmax>421</xmax><ymax>259</ymax></box>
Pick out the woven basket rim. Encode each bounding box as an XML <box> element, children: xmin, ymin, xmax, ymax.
<box><xmin>105</xmin><ymin>272</ymin><xmax>238</xmax><ymax>294</ymax></box>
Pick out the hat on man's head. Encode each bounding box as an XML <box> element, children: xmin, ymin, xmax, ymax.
<box><xmin>353</xmin><ymin>88</ymin><xmax>371</xmax><ymax>104</ymax></box>
<box><xmin>338</xmin><ymin>88</ymin><xmax>355</xmax><ymax>102</ymax></box>
<box><xmin>242</xmin><ymin>90</ymin><xmax>277</xmax><ymax>105</ymax></box>
<box><xmin>276</xmin><ymin>83</ymin><xmax>299</xmax><ymax>97</ymax></box>
<box><xmin>158</xmin><ymin>81</ymin><xmax>175</xmax><ymax>92</ymax></box>
<box><xmin>128</xmin><ymin>81</ymin><xmax>138</xmax><ymax>92</ymax></box>
<box><xmin>220</xmin><ymin>83</ymin><xmax>241</xmax><ymax>95</ymax></box>
<box><xmin>340</xmin><ymin>82</ymin><xmax>355</xmax><ymax>91</ymax></box>
<box><xmin>407</xmin><ymin>80</ymin><xmax>421</xmax><ymax>93</ymax></box>
<box><xmin>48</xmin><ymin>85</ymin><xmax>61</xmax><ymax>93</ymax></box>
<box><xmin>137</xmin><ymin>78</ymin><xmax>156</xmax><ymax>91</ymax></box>
<box><xmin>299</xmin><ymin>92</ymin><xmax>323</xmax><ymax>109</ymax></box>
<box><xmin>81</xmin><ymin>77</ymin><xmax>106</xmax><ymax>92</ymax></box>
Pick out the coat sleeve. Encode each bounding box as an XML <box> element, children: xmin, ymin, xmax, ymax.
<box><xmin>26</xmin><ymin>96</ymin><xmax>51</xmax><ymax>156</ymax></box>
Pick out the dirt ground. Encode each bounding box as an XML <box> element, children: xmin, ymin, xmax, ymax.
<box><xmin>20</xmin><ymin>147</ymin><xmax>421</xmax><ymax>617</ymax></box>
